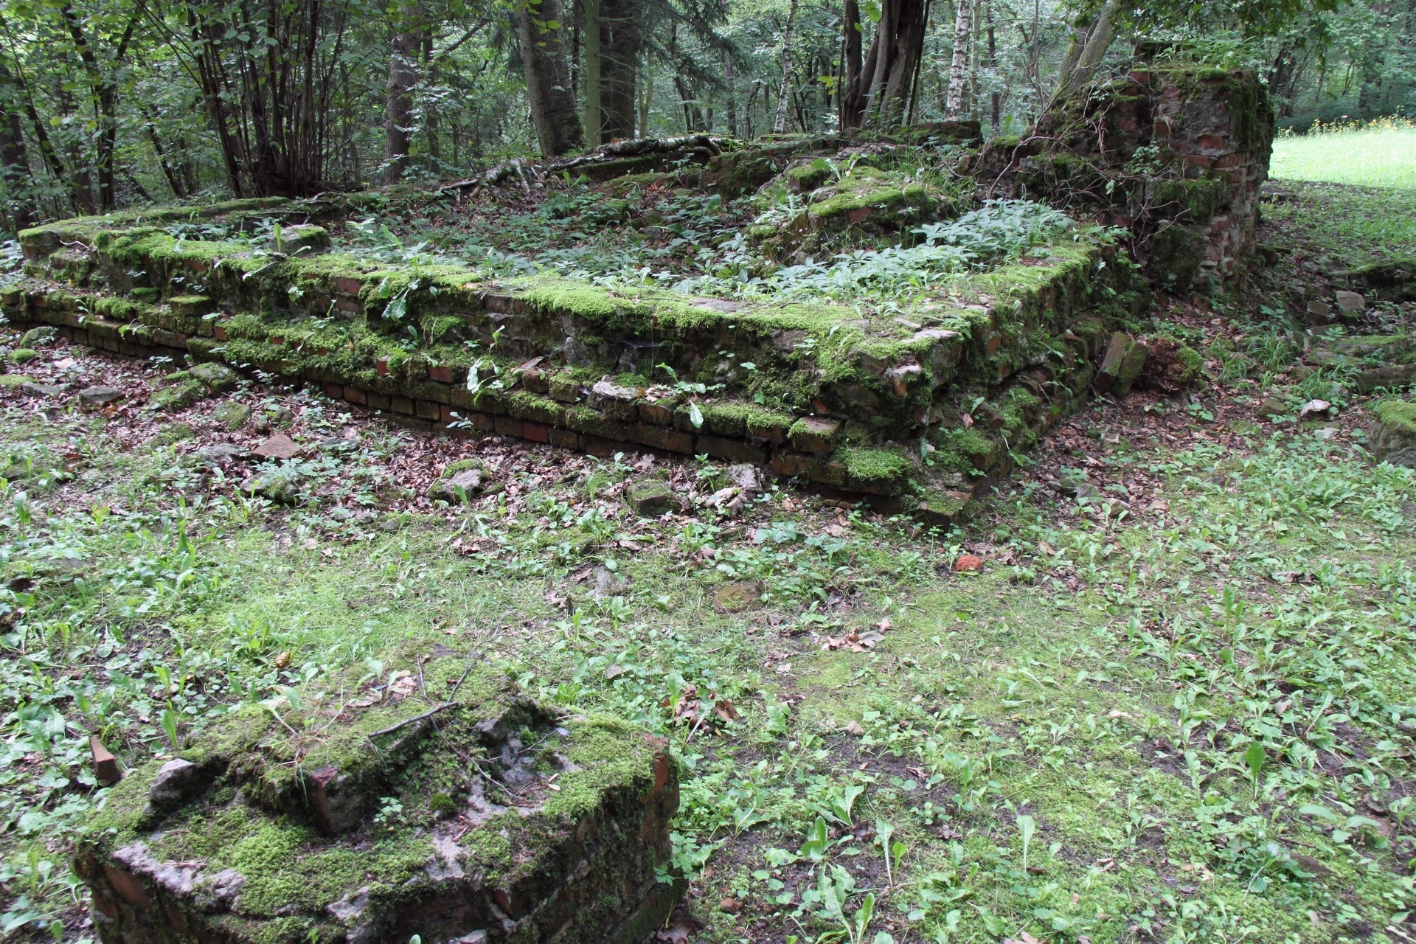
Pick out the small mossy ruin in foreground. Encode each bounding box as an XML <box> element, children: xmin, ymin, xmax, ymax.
<box><xmin>76</xmin><ymin>638</ymin><xmax>679</xmax><ymax>944</ymax></box>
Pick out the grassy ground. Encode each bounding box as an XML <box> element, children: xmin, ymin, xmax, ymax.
<box><xmin>2</xmin><ymin>180</ymin><xmax>1416</xmax><ymax>944</ymax></box>
<box><xmin>1261</xmin><ymin>183</ymin><xmax>1416</xmax><ymax>269</ymax></box>
<box><xmin>1271</xmin><ymin>120</ymin><xmax>1416</xmax><ymax>190</ymax></box>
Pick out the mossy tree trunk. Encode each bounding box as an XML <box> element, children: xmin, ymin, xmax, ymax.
<box><xmin>519</xmin><ymin>0</ymin><xmax>585</xmax><ymax>156</ymax></box>
<box><xmin>945</xmin><ymin>0</ymin><xmax>973</xmax><ymax>117</ymax></box>
<box><xmin>383</xmin><ymin>2</ymin><xmax>423</xmax><ymax>184</ymax></box>
<box><xmin>839</xmin><ymin>0</ymin><xmax>926</xmax><ymax>129</ymax></box>
<box><xmin>772</xmin><ymin>0</ymin><xmax>799</xmax><ymax>132</ymax></box>
<box><xmin>583</xmin><ymin>0</ymin><xmax>602</xmax><ymax>144</ymax></box>
<box><xmin>0</xmin><ymin>64</ymin><xmax>36</xmax><ymax>229</ymax></box>
<box><xmin>599</xmin><ymin>0</ymin><xmax>640</xmax><ymax>140</ymax></box>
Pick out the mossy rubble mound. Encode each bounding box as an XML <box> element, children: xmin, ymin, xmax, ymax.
<box><xmin>74</xmin><ymin>641</ymin><xmax>679</xmax><ymax>944</ymax></box>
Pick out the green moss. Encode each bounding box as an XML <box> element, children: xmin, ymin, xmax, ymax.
<box><xmin>837</xmin><ymin>446</ymin><xmax>914</xmax><ymax>495</ymax></box>
<box><xmin>932</xmin><ymin>426</ymin><xmax>997</xmax><ymax>474</ymax></box>
<box><xmin>1151</xmin><ymin>177</ymin><xmax>1226</xmax><ymax>220</ymax></box>
<box><xmin>1375</xmin><ymin>399</ymin><xmax>1416</xmax><ymax>435</ymax></box>
<box><xmin>7</xmin><ymin>348</ymin><xmax>38</xmax><ymax>364</ymax></box>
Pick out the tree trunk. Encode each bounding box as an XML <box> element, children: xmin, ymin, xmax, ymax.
<box><xmin>384</xmin><ymin>17</ymin><xmax>422</xmax><ymax>183</ymax></box>
<box><xmin>583</xmin><ymin>0</ymin><xmax>602</xmax><ymax>144</ymax></box>
<box><xmin>773</xmin><ymin>0</ymin><xmax>800</xmax><ymax>133</ymax></box>
<box><xmin>519</xmin><ymin>0</ymin><xmax>585</xmax><ymax>156</ymax></box>
<box><xmin>945</xmin><ymin>0</ymin><xmax>973</xmax><ymax>117</ymax></box>
<box><xmin>1056</xmin><ymin>0</ymin><xmax>1117</xmax><ymax>98</ymax></box>
<box><xmin>0</xmin><ymin>84</ymin><xmax>34</xmax><ymax>230</ymax></box>
<box><xmin>724</xmin><ymin>53</ymin><xmax>738</xmax><ymax>136</ymax></box>
<box><xmin>59</xmin><ymin>4</ymin><xmax>137</xmax><ymax>212</ymax></box>
<box><xmin>838</xmin><ymin>0</ymin><xmax>864</xmax><ymax>128</ymax></box>
<box><xmin>599</xmin><ymin>0</ymin><xmax>640</xmax><ymax>140</ymax></box>
<box><xmin>841</xmin><ymin>0</ymin><xmax>926</xmax><ymax>129</ymax></box>
<box><xmin>638</xmin><ymin>72</ymin><xmax>653</xmax><ymax>137</ymax></box>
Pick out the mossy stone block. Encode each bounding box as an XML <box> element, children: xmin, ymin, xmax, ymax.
<box><xmin>788</xmin><ymin>417</ymin><xmax>841</xmax><ymax>454</ymax></box>
<box><xmin>1094</xmin><ymin>332</ymin><xmax>1148</xmax><ymax>396</ymax></box>
<box><xmin>211</xmin><ymin>401</ymin><xmax>251</xmax><ymax>430</ymax></box>
<box><xmin>190</xmin><ymin>362</ymin><xmax>239</xmax><ymax>394</ymax></box>
<box><xmin>275</xmin><ymin>224</ymin><xmax>331</xmax><ymax>255</ymax></box>
<box><xmin>838</xmin><ymin>446</ymin><xmax>913</xmax><ymax>495</ymax></box>
<box><xmin>73</xmin><ymin>644</ymin><xmax>679</xmax><ymax>944</ymax></box>
<box><xmin>626</xmin><ymin>479</ymin><xmax>675</xmax><ymax>517</ymax></box>
<box><xmin>148</xmin><ymin>379</ymin><xmax>207</xmax><ymax>412</ymax></box>
<box><xmin>1372</xmin><ymin>400</ymin><xmax>1416</xmax><ymax>468</ymax></box>
<box><xmin>20</xmin><ymin>326</ymin><xmax>57</xmax><ymax>346</ymax></box>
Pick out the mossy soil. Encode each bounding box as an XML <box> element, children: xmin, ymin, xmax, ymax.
<box><xmin>3</xmin><ymin>181</ymin><xmax>1416</xmax><ymax>944</ymax></box>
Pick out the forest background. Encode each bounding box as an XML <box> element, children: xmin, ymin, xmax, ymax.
<box><xmin>0</xmin><ymin>0</ymin><xmax>1411</xmax><ymax>232</ymax></box>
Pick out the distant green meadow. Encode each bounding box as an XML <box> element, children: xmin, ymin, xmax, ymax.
<box><xmin>1272</xmin><ymin>118</ymin><xmax>1416</xmax><ymax>189</ymax></box>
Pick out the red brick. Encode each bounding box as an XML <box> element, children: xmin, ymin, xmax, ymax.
<box><xmin>391</xmin><ymin>395</ymin><xmax>414</xmax><ymax>415</ymax></box>
<box><xmin>523</xmin><ymin>421</ymin><xmax>551</xmax><ymax>443</ymax></box>
<box><xmin>638</xmin><ymin>401</ymin><xmax>674</xmax><ymax>425</ymax></box>
<box><xmin>440</xmin><ymin>403</ymin><xmax>457</xmax><ymax>423</ymax></box>
<box><xmin>697</xmin><ymin>435</ymin><xmax>766</xmax><ymax>464</ymax></box>
<box><xmin>635</xmin><ymin>423</ymin><xmax>694</xmax><ymax>453</ymax></box>
<box><xmin>582</xmin><ymin>435</ymin><xmax>620</xmax><ymax>457</ymax></box>
<box><xmin>550</xmin><ymin>428</ymin><xmax>581</xmax><ymax>450</ymax></box>
<box><xmin>470</xmin><ymin>412</ymin><xmax>496</xmax><ymax>432</ymax></box>
<box><xmin>415</xmin><ymin>399</ymin><xmax>441</xmax><ymax>420</ymax></box>
<box><xmin>429</xmin><ymin>365</ymin><xmax>455</xmax><ymax>384</ymax></box>
<box><xmin>367</xmin><ymin>392</ymin><xmax>391</xmax><ymax>411</ymax></box>
<box><xmin>494</xmin><ymin>416</ymin><xmax>523</xmax><ymax>438</ymax></box>
<box><xmin>322</xmin><ymin>381</ymin><xmax>343</xmax><ymax>399</ymax></box>
<box><xmin>213</xmin><ymin>324</ymin><xmax>228</xmax><ymax>341</ymax></box>
<box><xmin>771</xmin><ymin>451</ymin><xmax>811</xmax><ymax>476</ymax></box>
<box><xmin>332</xmin><ymin>276</ymin><xmax>362</xmax><ymax>294</ymax></box>
<box><xmin>343</xmin><ymin>386</ymin><xmax>367</xmax><ymax>405</ymax></box>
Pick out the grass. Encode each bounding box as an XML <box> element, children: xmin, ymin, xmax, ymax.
<box><xmin>3</xmin><ymin>350</ymin><xmax>1416</xmax><ymax>944</ymax></box>
<box><xmin>1262</xmin><ymin>181</ymin><xmax>1416</xmax><ymax>268</ymax></box>
<box><xmin>3</xmin><ymin>178</ymin><xmax>1416</xmax><ymax>944</ymax></box>
<box><xmin>1271</xmin><ymin>118</ymin><xmax>1416</xmax><ymax>190</ymax></box>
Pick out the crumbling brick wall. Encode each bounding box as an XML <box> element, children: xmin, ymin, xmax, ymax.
<box><xmin>976</xmin><ymin>54</ymin><xmax>1274</xmax><ymax>294</ymax></box>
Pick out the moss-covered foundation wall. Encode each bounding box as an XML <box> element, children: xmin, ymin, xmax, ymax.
<box><xmin>2</xmin><ymin>193</ymin><xmax>1142</xmax><ymax>520</ymax></box>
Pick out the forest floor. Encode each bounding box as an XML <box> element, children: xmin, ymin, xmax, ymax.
<box><xmin>1</xmin><ymin>175</ymin><xmax>1415</xmax><ymax>944</ymax></box>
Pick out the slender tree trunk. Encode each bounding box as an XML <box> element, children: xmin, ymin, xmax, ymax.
<box><xmin>143</xmin><ymin>110</ymin><xmax>190</xmax><ymax>199</ymax></box>
<box><xmin>839</xmin><ymin>0</ymin><xmax>864</xmax><ymax>128</ymax></box>
<box><xmin>518</xmin><ymin>0</ymin><xmax>585</xmax><ymax>156</ymax></box>
<box><xmin>724</xmin><ymin>53</ymin><xmax>738</xmax><ymax>136</ymax></box>
<box><xmin>583</xmin><ymin>0</ymin><xmax>602</xmax><ymax>144</ymax></box>
<box><xmin>638</xmin><ymin>72</ymin><xmax>653</xmax><ymax>137</ymax></box>
<box><xmin>59</xmin><ymin>4</ymin><xmax>137</xmax><ymax>212</ymax></box>
<box><xmin>0</xmin><ymin>83</ymin><xmax>35</xmax><ymax>230</ymax></box>
<box><xmin>384</xmin><ymin>13</ymin><xmax>422</xmax><ymax>183</ymax></box>
<box><xmin>1056</xmin><ymin>0</ymin><xmax>1117</xmax><ymax>98</ymax></box>
<box><xmin>600</xmin><ymin>0</ymin><xmax>640</xmax><ymax>140</ymax></box>
<box><xmin>773</xmin><ymin>0</ymin><xmax>800</xmax><ymax>133</ymax></box>
<box><xmin>1</xmin><ymin>56</ymin><xmax>83</xmax><ymax>213</ymax></box>
<box><xmin>945</xmin><ymin>0</ymin><xmax>973</xmax><ymax>117</ymax></box>
<box><xmin>423</xmin><ymin>33</ymin><xmax>442</xmax><ymax>162</ymax></box>
<box><xmin>985</xmin><ymin>0</ymin><xmax>1000</xmax><ymax>128</ymax></box>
